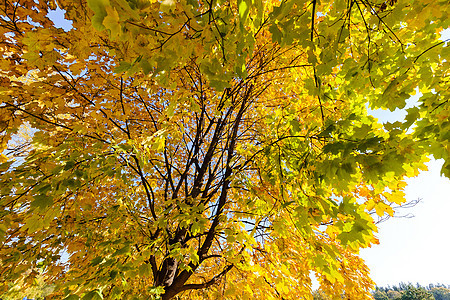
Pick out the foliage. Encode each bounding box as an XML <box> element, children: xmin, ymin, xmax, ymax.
<box><xmin>312</xmin><ymin>290</ymin><xmax>331</xmax><ymax>300</ymax></box>
<box><xmin>373</xmin><ymin>289</ymin><xmax>390</xmax><ymax>300</ymax></box>
<box><xmin>0</xmin><ymin>0</ymin><xmax>449</xmax><ymax>299</ymax></box>
<box><xmin>400</xmin><ymin>286</ymin><xmax>434</xmax><ymax>300</ymax></box>
<box><xmin>431</xmin><ymin>287</ymin><xmax>450</xmax><ymax>300</ymax></box>
<box><xmin>387</xmin><ymin>290</ymin><xmax>402</xmax><ymax>300</ymax></box>
<box><xmin>0</xmin><ymin>269</ymin><xmax>54</xmax><ymax>300</ymax></box>
<box><xmin>373</xmin><ymin>283</ymin><xmax>450</xmax><ymax>300</ymax></box>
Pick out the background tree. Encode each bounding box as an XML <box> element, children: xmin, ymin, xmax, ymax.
<box><xmin>373</xmin><ymin>289</ymin><xmax>390</xmax><ymax>300</ymax></box>
<box><xmin>400</xmin><ymin>286</ymin><xmax>434</xmax><ymax>300</ymax></box>
<box><xmin>431</xmin><ymin>287</ymin><xmax>450</xmax><ymax>300</ymax></box>
<box><xmin>0</xmin><ymin>0</ymin><xmax>449</xmax><ymax>299</ymax></box>
<box><xmin>387</xmin><ymin>290</ymin><xmax>403</xmax><ymax>300</ymax></box>
<box><xmin>372</xmin><ymin>283</ymin><xmax>450</xmax><ymax>300</ymax></box>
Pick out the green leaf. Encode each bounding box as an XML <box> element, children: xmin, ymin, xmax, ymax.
<box><xmin>86</xmin><ymin>0</ymin><xmax>111</xmax><ymax>30</ymax></box>
<box><xmin>113</xmin><ymin>244</ymin><xmax>131</xmax><ymax>256</ymax></box>
<box><xmin>102</xmin><ymin>6</ymin><xmax>121</xmax><ymax>39</ymax></box>
<box><xmin>140</xmin><ymin>58</ymin><xmax>153</xmax><ymax>75</ymax></box>
<box><xmin>441</xmin><ymin>161</ymin><xmax>450</xmax><ymax>178</ymax></box>
<box><xmin>24</xmin><ymin>214</ymin><xmax>43</xmax><ymax>233</ymax></box>
<box><xmin>139</xmin><ymin>264</ymin><xmax>151</xmax><ymax>277</ymax></box>
<box><xmin>31</xmin><ymin>194</ymin><xmax>53</xmax><ymax>210</ymax></box>
<box><xmin>110</xmin><ymin>270</ymin><xmax>118</xmax><ymax>279</ymax></box>
<box><xmin>82</xmin><ymin>290</ymin><xmax>103</xmax><ymax>300</ymax></box>
<box><xmin>209</xmin><ymin>79</ymin><xmax>231</xmax><ymax>91</ymax></box>
<box><xmin>114</xmin><ymin>61</ymin><xmax>131</xmax><ymax>73</ymax></box>
<box><xmin>403</xmin><ymin>106</ymin><xmax>420</xmax><ymax>128</ymax></box>
<box><xmin>269</xmin><ymin>23</ymin><xmax>283</xmax><ymax>43</ymax></box>
<box><xmin>90</xmin><ymin>256</ymin><xmax>103</xmax><ymax>266</ymax></box>
<box><xmin>0</xmin><ymin>160</ymin><xmax>13</xmax><ymax>173</ymax></box>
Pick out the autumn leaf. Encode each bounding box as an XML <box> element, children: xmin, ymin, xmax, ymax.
<box><xmin>0</xmin><ymin>0</ymin><xmax>448</xmax><ymax>299</ymax></box>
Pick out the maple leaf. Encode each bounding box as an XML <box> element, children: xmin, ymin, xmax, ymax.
<box><xmin>0</xmin><ymin>0</ymin><xmax>448</xmax><ymax>299</ymax></box>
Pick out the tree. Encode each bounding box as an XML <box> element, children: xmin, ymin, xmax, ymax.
<box><xmin>400</xmin><ymin>286</ymin><xmax>434</xmax><ymax>300</ymax></box>
<box><xmin>0</xmin><ymin>0</ymin><xmax>448</xmax><ymax>299</ymax></box>
<box><xmin>431</xmin><ymin>287</ymin><xmax>450</xmax><ymax>300</ymax></box>
<box><xmin>373</xmin><ymin>289</ymin><xmax>390</xmax><ymax>300</ymax></box>
<box><xmin>387</xmin><ymin>290</ymin><xmax>403</xmax><ymax>300</ymax></box>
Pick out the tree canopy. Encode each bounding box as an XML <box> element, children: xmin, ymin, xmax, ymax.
<box><xmin>373</xmin><ymin>283</ymin><xmax>450</xmax><ymax>300</ymax></box>
<box><xmin>0</xmin><ymin>0</ymin><xmax>449</xmax><ymax>299</ymax></box>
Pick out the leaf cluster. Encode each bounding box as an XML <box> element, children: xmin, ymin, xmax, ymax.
<box><xmin>0</xmin><ymin>0</ymin><xmax>449</xmax><ymax>299</ymax></box>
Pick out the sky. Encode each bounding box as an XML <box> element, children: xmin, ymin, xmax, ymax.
<box><xmin>45</xmin><ymin>7</ymin><xmax>450</xmax><ymax>289</ymax></box>
<box><xmin>360</xmin><ymin>158</ymin><xmax>450</xmax><ymax>287</ymax></box>
<box><xmin>360</xmin><ymin>28</ymin><xmax>450</xmax><ymax>287</ymax></box>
